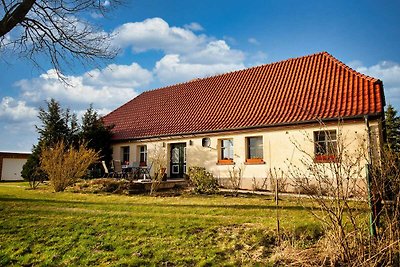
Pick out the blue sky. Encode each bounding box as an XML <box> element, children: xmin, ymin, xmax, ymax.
<box><xmin>1</xmin><ymin>0</ymin><xmax>400</xmax><ymax>152</ymax></box>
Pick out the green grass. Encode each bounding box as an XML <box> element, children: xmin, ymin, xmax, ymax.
<box><xmin>0</xmin><ymin>182</ymin><xmax>321</xmax><ymax>266</ymax></box>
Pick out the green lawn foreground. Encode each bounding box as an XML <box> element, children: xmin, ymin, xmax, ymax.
<box><xmin>0</xmin><ymin>182</ymin><xmax>319</xmax><ymax>266</ymax></box>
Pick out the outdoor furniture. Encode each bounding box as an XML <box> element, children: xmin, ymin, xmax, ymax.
<box><xmin>112</xmin><ymin>160</ymin><xmax>125</xmax><ymax>178</ymax></box>
<box><xmin>141</xmin><ymin>162</ymin><xmax>153</xmax><ymax>180</ymax></box>
<box><xmin>129</xmin><ymin>161</ymin><xmax>152</xmax><ymax>180</ymax></box>
<box><xmin>122</xmin><ymin>164</ymin><xmax>134</xmax><ymax>179</ymax></box>
<box><xmin>101</xmin><ymin>161</ymin><xmax>113</xmax><ymax>178</ymax></box>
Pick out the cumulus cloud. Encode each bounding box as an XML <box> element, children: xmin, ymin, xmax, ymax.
<box><xmin>351</xmin><ymin>61</ymin><xmax>400</xmax><ymax>108</ymax></box>
<box><xmin>15</xmin><ymin>62</ymin><xmax>152</xmax><ymax>110</ymax></box>
<box><xmin>154</xmin><ymin>54</ymin><xmax>244</xmax><ymax>84</ymax></box>
<box><xmin>0</xmin><ymin>97</ymin><xmax>38</xmax><ymax>151</ymax></box>
<box><xmin>113</xmin><ymin>17</ymin><xmax>206</xmax><ymax>54</ymax></box>
<box><xmin>0</xmin><ymin>97</ymin><xmax>37</xmax><ymax>122</ymax></box>
<box><xmin>112</xmin><ymin>17</ymin><xmax>246</xmax><ymax>85</ymax></box>
<box><xmin>183</xmin><ymin>40</ymin><xmax>244</xmax><ymax>65</ymax></box>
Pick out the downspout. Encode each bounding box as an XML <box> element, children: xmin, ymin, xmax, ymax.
<box><xmin>364</xmin><ymin>115</ymin><xmax>377</xmax><ymax>238</ymax></box>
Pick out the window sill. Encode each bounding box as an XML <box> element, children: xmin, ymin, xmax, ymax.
<box><xmin>245</xmin><ymin>159</ymin><xmax>265</xmax><ymax>165</ymax></box>
<box><xmin>217</xmin><ymin>160</ymin><xmax>235</xmax><ymax>165</ymax></box>
<box><xmin>314</xmin><ymin>155</ymin><xmax>337</xmax><ymax>163</ymax></box>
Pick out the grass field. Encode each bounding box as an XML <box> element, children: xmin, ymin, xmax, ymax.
<box><xmin>0</xmin><ymin>182</ymin><xmax>321</xmax><ymax>266</ymax></box>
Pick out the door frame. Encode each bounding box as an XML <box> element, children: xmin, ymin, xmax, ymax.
<box><xmin>169</xmin><ymin>142</ymin><xmax>186</xmax><ymax>179</ymax></box>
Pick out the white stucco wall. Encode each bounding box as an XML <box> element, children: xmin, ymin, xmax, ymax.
<box><xmin>1</xmin><ymin>158</ymin><xmax>27</xmax><ymax>181</ymax></box>
<box><xmin>111</xmin><ymin>119</ymin><xmax>382</xmax><ymax>191</ymax></box>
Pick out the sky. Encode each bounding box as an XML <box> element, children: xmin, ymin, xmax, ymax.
<box><xmin>1</xmin><ymin>0</ymin><xmax>400</xmax><ymax>152</ymax></box>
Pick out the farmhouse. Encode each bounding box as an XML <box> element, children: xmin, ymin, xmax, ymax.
<box><xmin>103</xmin><ymin>52</ymin><xmax>385</xmax><ymax>189</ymax></box>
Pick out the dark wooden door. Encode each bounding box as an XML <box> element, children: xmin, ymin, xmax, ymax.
<box><xmin>170</xmin><ymin>143</ymin><xmax>186</xmax><ymax>178</ymax></box>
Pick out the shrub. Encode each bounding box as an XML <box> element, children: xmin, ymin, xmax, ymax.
<box><xmin>40</xmin><ymin>140</ymin><xmax>99</xmax><ymax>192</ymax></box>
<box><xmin>188</xmin><ymin>167</ymin><xmax>218</xmax><ymax>194</ymax></box>
<box><xmin>227</xmin><ymin>165</ymin><xmax>244</xmax><ymax>195</ymax></box>
<box><xmin>21</xmin><ymin>144</ymin><xmax>47</xmax><ymax>189</ymax></box>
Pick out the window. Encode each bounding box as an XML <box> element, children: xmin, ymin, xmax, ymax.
<box><xmin>219</xmin><ymin>139</ymin><xmax>234</xmax><ymax>164</ymax></box>
<box><xmin>121</xmin><ymin>146</ymin><xmax>130</xmax><ymax>165</ymax></box>
<box><xmin>246</xmin><ymin>136</ymin><xmax>264</xmax><ymax>163</ymax></box>
<box><xmin>314</xmin><ymin>130</ymin><xmax>337</xmax><ymax>162</ymax></box>
<box><xmin>139</xmin><ymin>145</ymin><xmax>147</xmax><ymax>166</ymax></box>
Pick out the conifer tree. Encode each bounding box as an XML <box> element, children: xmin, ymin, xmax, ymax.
<box><xmin>385</xmin><ymin>104</ymin><xmax>400</xmax><ymax>152</ymax></box>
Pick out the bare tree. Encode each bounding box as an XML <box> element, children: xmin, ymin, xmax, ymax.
<box><xmin>0</xmin><ymin>0</ymin><xmax>120</xmax><ymax>78</ymax></box>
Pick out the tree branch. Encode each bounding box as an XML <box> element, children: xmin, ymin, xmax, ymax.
<box><xmin>0</xmin><ymin>0</ymin><xmax>36</xmax><ymax>37</ymax></box>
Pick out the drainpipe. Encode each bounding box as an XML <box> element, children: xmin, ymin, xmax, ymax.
<box><xmin>364</xmin><ymin>115</ymin><xmax>377</xmax><ymax>238</ymax></box>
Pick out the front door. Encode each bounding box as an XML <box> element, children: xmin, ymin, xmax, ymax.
<box><xmin>170</xmin><ymin>143</ymin><xmax>186</xmax><ymax>178</ymax></box>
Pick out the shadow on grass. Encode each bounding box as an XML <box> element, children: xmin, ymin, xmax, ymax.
<box><xmin>0</xmin><ymin>196</ymin><xmax>368</xmax><ymax>213</ymax></box>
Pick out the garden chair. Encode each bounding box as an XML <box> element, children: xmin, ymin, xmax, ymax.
<box><xmin>112</xmin><ymin>160</ymin><xmax>124</xmax><ymax>178</ymax></box>
<box><xmin>141</xmin><ymin>161</ymin><xmax>153</xmax><ymax>180</ymax></box>
<box><xmin>130</xmin><ymin>162</ymin><xmax>141</xmax><ymax>179</ymax></box>
<box><xmin>101</xmin><ymin>161</ymin><xmax>113</xmax><ymax>178</ymax></box>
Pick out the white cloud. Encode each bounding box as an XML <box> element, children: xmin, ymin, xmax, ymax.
<box><xmin>0</xmin><ymin>97</ymin><xmax>37</xmax><ymax>122</ymax></box>
<box><xmin>15</xmin><ymin>62</ymin><xmax>152</xmax><ymax>110</ymax></box>
<box><xmin>183</xmin><ymin>40</ymin><xmax>244</xmax><ymax>65</ymax></box>
<box><xmin>113</xmin><ymin>17</ymin><xmax>207</xmax><ymax>54</ymax></box>
<box><xmin>0</xmin><ymin>97</ymin><xmax>38</xmax><ymax>151</ymax></box>
<box><xmin>248</xmin><ymin>37</ymin><xmax>260</xmax><ymax>45</ymax></box>
<box><xmin>352</xmin><ymin>61</ymin><xmax>400</xmax><ymax>108</ymax></box>
<box><xmin>184</xmin><ymin>22</ymin><xmax>204</xmax><ymax>31</ymax></box>
<box><xmin>154</xmin><ymin>54</ymin><xmax>244</xmax><ymax>84</ymax></box>
<box><xmin>112</xmin><ymin>18</ymin><xmax>247</xmax><ymax>85</ymax></box>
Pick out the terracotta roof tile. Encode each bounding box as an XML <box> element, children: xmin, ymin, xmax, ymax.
<box><xmin>103</xmin><ymin>52</ymin><xmax>385</xmax><ymax>140</ymax></box>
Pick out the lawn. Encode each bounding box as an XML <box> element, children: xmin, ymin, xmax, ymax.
<box><xmin>0</xmin><ymin>182</ymin><xmax>321</xmax><ymax>266</ymax></box>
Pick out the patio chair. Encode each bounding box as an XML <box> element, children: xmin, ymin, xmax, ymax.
<box><xmin>141</xmin><ymin>161</ymin><xmax>153</xmax><ymax>180</ymax></box>
<box><xmin>101</xmin><ymin>161</ymin><xmax>113</xmax><ymax>178</ymax></box>
<box><xmin>130</xmin><ymin>162</ymin><xmax>141</xmax><ymax>179</ymax></box>
<box><xmin>112</xmin><ymin>160</ymin><xmax>124</xmax><ymax>178</ymax></box>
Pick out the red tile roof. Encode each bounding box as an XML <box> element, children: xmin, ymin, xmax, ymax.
<box><xmin>103</xmin><ymin>52</ymin><xmax>385</xmax><ymax>141</ymax></box>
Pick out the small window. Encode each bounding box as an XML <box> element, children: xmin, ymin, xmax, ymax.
<box><xmin>219</xmin><ymin>139</ymin><xmax>234</xmax><ymax>164</ymax></box>
<box><xmin>202</xmin><ymin>138</ymin><xmax>211</xmax><ymax>147</ymax></box>
<box><xmin>246</xmin><ymin>136</ymin><xmax>264</xmax><ymax>163</ymax></box>
<box><xmin>314</xmin><ymin>130</ymin><xmax>337</xmax><ymax>162</ymax></box>
<box><xmin>138</xmin><ymin>145</ymin><xmax>147</xmax><ymax>166</ymax></box>
<box><xmin>121</xmin><ymin>146</ymin><xmax>130</xmax><ymax>165</ymax></box>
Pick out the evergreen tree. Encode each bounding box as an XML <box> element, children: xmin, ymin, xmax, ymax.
<box><xmin>22</xmin><ymin>99</ymin><xmax>80</xmax><ymax>184</ymax></box>
<box><xmin>385</xmin><ymin>104</ymin><xmax>400</xmax><ymax>152</ymax></box>
<box><xmin>36</xmin><ymin>99</ymin><xmax>78</xmax><ymax>146</ymax></box>
<box><xmin>80</xmin><ymin>105</ymin><xmax>114</xmax><ymax>165</ymax></box>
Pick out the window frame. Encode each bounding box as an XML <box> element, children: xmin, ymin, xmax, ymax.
<box><xmin>121</xmin><ymin>146</ymin><xmax>130</xmax><ymax>165</ymax></box>
<box><xmin>245</xmin><ymin>136</ymin><xmax>264</xmax><ymax>164</ymax></box>
<box><xmin>138</xmin><ymin>145</ymin><xmax>147</xmax><ymax>166</ymax></box>
<box><xmin>314</xmin><ymin>130</ymin><xmax>338</xmax><ymax>163</ymax></box>
<box><xmin>218</xmin><ymin>138</ymin><xmax>234</xmax><ymax>164</ymax></box>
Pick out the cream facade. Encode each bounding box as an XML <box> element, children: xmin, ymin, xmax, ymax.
<box><xmin>111</xmin><ymin>119</ymin><xmax>383</xmax><ymax>191</ymax></box>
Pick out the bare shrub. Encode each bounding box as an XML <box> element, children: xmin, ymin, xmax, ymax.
<box><xmin>227</xmin><ymin>165</ymin><xmax>244</xmax><ymax>195</ymax></box>
<box><xmin>251</xmin><ymin>176</ymin><xmax>268</xmax><ymax>191</ymax></box>
<box><xmin>368</xmin><ymin>147</ymin><xmax>400</xmax><ymax>265</ymax></box>
<box><xmin>40</xmin><ymin>140</ymin><xmax>99</xmax><ymax>192</ymax></box>
<box><xmin>188</xmin><ymin>166</ymin><xmax>218</xmax><ymax>194</ymax></box>
<box><xmin>268</xmin><ymin>168</ymin><xmax>288</xmax><ymax>193</ymax></box>
<box><xmin>288</xmin><ymin>124</ymin><xmax>371</xmax><ymax>264</ymax></box>
<box><xmin>147</xmin><ymin>144</ymin><xmax>167</xmax><ymax>195</ymax></box>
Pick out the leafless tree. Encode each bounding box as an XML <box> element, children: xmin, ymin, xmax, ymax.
<box><xmin>0</xmin><ymin>0</ymin><xmax>120</xmax><ymax>78</ymax></box>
